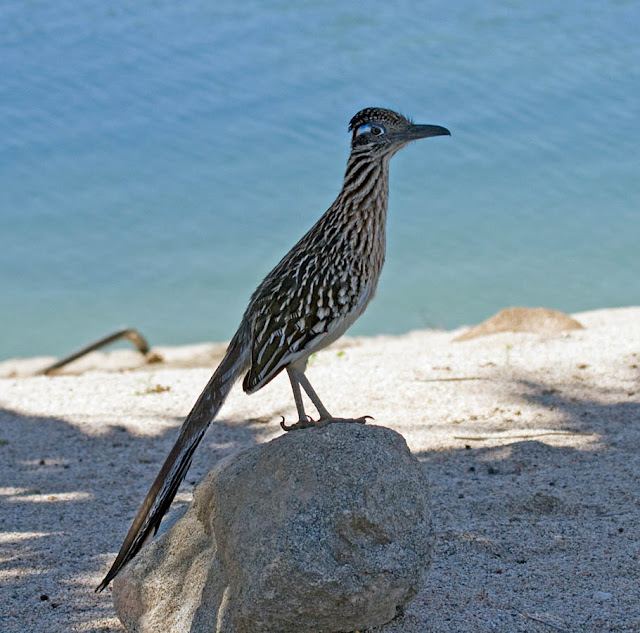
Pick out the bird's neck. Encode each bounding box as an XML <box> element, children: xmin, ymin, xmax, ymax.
<box><xmin>338</xmin><ymin>152</ymin><xmax>390</xmax><ymax>223</ymax></box>
<box><xmin>320</xmin><ymin>151</ymin><xmax>390</xmax><ymax>279</ymax></box>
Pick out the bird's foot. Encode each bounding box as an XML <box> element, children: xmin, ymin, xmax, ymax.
<box><xmin>317</xmin><ymin>415</ymin><xmax>373</xmax><ymax>427</ymax></box>
<box><xmin>280</xmin><ymin>415</ymin><xmax>372</xmax><ymax>432</ymax></box>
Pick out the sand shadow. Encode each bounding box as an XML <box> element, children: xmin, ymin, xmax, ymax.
<box><xmin>398</xmin><ymin>369</ymin><xmax>640</xmax><ymax>633</ymax></box>
<box><xmin>0</xmin><ymin>405</ymin><xmax>267</xmax><ymax>633</ymax></box>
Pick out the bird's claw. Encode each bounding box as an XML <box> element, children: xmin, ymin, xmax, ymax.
<box><xmin>280</xmin><ymin>415</ymin><xmax>315</xmax><ymax>432</ymax></box>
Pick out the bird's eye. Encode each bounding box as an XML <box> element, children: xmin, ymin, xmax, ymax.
<box><xmin>355</xmin><ymin>123</ymin><xmax>386</xmax><ymax>138</ymax></box>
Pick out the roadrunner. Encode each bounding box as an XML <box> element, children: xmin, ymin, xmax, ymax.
<box><xmin>97</xmin><ymin>107</ymin><xmax>449</xmax><ymax>591</ymax></box>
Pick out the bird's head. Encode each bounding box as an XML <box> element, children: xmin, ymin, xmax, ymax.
<box><xmin>349</xmin><ymin>107</ymin><xmax>450</xmax><ymax>157</ymax></box>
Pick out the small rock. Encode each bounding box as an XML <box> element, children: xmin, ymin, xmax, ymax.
<box><xmin>113</xmin><ymin>424</ymin><xmax>433</xmax><ymax>633</ymax></box>
<box><xmin>592</xmin><ymin>591</ymin><xmax>612</xmax><ymax>602</ymax></box>
<box><xmin>453</xmin><ymin>307</ymin><xmax>583</xmax><ymax>341</ymax></box>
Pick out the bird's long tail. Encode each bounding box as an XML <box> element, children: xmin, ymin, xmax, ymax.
<box><xmin>96</xmin><ymin>330</ymin><xmax>249</xmax><ymax>592</ymax></box>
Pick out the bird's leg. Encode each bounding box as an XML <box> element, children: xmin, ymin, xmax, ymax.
<box><xmin>281</xmin><ymin>366</ymin><xmax>371</xmax><ymax>432</ymax></box>
<box><xmin>298</xmin><ymin>371</ymin><xmax>372</xmax><ymax>426</ymax></box>
<box><xmin>281</xmin><ymin>367</ymin><xmax>315</xmax><ymax>431</ymax></box>
<box><xmin>295</xmin><ymin>369</ymin><xmax>333</xmax><ymax>420</ymax></box>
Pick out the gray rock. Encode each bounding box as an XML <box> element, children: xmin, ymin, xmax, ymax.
<box><xmin>113</xmin><ymin>423</ymin><xmax>433</xmax><ymax>633</ymax></box>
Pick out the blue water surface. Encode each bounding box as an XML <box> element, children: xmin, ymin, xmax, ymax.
<box><xmin>1</xmin><ymin>0</ymin><xmax>639</xmax><ymax>359</ymax></box>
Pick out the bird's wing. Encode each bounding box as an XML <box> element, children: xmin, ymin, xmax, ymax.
<box><xmin>242</xmin><ymin>267</ymin><xmax>351</xmax><ymax>393</ymax></box>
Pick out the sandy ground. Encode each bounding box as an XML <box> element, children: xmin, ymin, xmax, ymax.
<box><xmin>1</xmin><ymin>307</ymin><xmax>639</xmax><ymax>633</ymax></box>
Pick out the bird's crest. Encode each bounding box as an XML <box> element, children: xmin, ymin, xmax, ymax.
<box><xmin>348</xmin><ymin>108</ymin><xmax>410</xmax><ymax>132</ymax></box>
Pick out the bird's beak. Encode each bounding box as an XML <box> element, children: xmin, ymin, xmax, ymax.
<box><xmin>404</xmin><ymin>123</ymin><xmax>451</xmax><ymax>140</ymax></box>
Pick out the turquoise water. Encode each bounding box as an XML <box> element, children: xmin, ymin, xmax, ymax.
<box><xmin>1</xmin><ymin>1</ymin><xmax>639</xmax><ymax>360</ymax></box>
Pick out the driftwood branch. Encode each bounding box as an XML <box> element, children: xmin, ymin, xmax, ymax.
<box><xmin>39</xmin><ymin>328</ymin><xmax>151</xmax><ymax>375</ymax></box>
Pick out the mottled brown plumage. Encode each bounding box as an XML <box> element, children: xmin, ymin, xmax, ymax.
<box><xmin>97</xmin><ymin>107</ymin><xmax>449</xmax><ymax>591</ymax></box>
